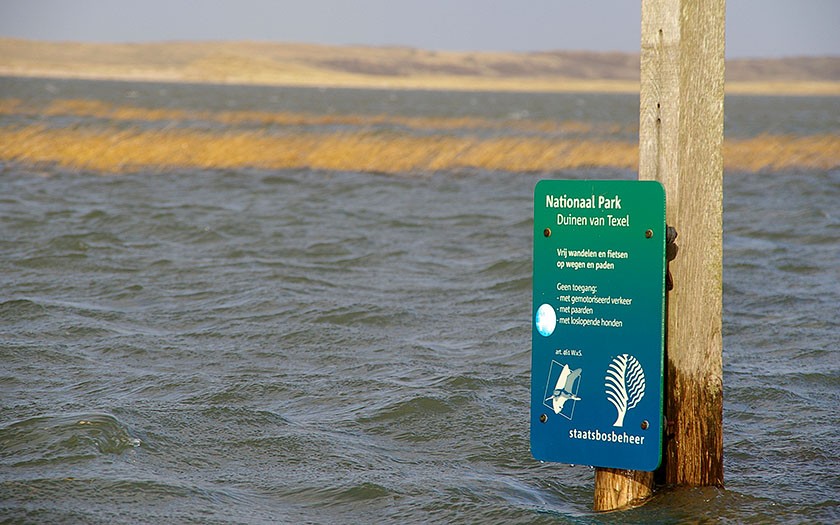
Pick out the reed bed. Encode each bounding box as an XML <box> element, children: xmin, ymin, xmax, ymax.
<box><xmin>2</xmin><ymin>124</ymin><xmax>837</xmax><ymax>175</ymax></box>
<box><xmin>722</xmin><ymin>134</ymin><xmax>840</xmax><ymax>172</ymax></box>
<box><xmin>0</xmin><ymin>125</ymin><xmax>638</xmax><ymax>173</ymax></box>
<box><xmin>1</xmin><ymin>98</ymin><xmax>836</xmax><ymax>174</ymax></box>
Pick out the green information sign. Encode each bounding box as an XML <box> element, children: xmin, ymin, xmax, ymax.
<box><xmin>530</xmin><ymin>179</ymin><xmax>666</xmax><ymax>471</ymax></box>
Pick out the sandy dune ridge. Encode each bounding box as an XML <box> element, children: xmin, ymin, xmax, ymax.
<box><xmin>1</xmin><ymin>38</ymin><xmax>839</xmax><ymax>95</ymax></box>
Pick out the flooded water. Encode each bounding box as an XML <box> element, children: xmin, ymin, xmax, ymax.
<box><xmin>1</xmin><ymin>77</ymin><xmax>838</xmax><ymax>523</ymax></box>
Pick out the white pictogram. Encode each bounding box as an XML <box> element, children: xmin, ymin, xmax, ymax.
<box><xmin>543</xmin><ymin>361</ymin><xmax>582</xmax><ymax>420</ymax></box>
<box><xmin>605</xmin><ymin>354</ymin><xmax>646</xmax><ymax>427</ymax></box>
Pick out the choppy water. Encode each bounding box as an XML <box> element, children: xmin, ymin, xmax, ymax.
<box><xmin>1</xmin><ymin>77</ymin><xmax>839</xmax><ymax>524</ymax></box>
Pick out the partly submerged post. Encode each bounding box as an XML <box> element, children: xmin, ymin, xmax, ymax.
<box><xmin>594</xmin><ymin>0</ymin><xmax>726</xmax><ymax>511</ymax></box>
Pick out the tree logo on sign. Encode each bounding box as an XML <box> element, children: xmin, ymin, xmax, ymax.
<box><xmin>605</xmin><ymin>354</ymin><xmax>646</xmax><ymax>427</ymax></box>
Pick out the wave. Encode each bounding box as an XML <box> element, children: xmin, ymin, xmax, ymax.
<box><xmin>0</xmin><ymin>412</ymin><xmax>141</xmax><ymax>468</ymax></box>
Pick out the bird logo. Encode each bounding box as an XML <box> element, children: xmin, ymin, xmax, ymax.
<box><xmin>544</xmin><ymin>362</ymin><xmax>582</xmax><ymax>417</ymax></box>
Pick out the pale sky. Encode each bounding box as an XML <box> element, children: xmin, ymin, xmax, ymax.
<box><xmin>0</xmin><ymin>0</ymin><xmax>837</xmax><ymax>58</ymax></box>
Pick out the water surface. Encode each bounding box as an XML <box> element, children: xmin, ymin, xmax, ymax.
<box><xmin>1</xmin><ymin>78</ymin><xmax>838</xmax><ymax>524</ymax></box>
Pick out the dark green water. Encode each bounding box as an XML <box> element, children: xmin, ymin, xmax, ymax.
<box><xmin>1</xmin><ymin>77</ymin><xmax>838</xmax><ymax>524</ymax></box>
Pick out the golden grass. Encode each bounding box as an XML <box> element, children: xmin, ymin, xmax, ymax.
<box><xmin>723</xmin><ymin>134</ymin><xmax>840</xmax><ymax>172</ymax></box>
<box><xmin>0</xmin><ymin>125</ymin><xmax>632</xmax><ymax>173</ymax></box>
<box><xmin>1</xmin><ymin>124</ymin><xmax>837</xmax><ymax>175</ymax></box>
<box><xmin>2</xmin><ymin>97</ymin><xmax>836</xmax><ymax>175</ymax></box>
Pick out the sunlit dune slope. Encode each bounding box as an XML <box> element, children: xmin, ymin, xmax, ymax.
<box><xmin>1</xmin><ymin>39</ymin><xmax>838</xmax><ymax>95</ymax></box>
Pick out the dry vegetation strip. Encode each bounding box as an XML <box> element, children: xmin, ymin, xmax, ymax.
<box><xmin>1</xmin><ymin>124</ymin><xmax>837</xmax><ymax>174</ymax></box>
<box><xmin>1</xmin><ymin>98</ymin><xmax>837</xmax><ymax>174</ymax></box>
<box><xmin>0</xmin><ymin>125</ymin><xmax>638</xmax><ymax>173</ymax></box>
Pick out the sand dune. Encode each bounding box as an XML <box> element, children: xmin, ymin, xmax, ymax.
<box><xmin>1</xmin><ymin>39</ymin><xmax>838</xmax><ymax>95</ymax></box>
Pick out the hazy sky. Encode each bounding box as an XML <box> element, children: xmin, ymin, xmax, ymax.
<box><xmin>1</xmin><ymin>0</ymin><xmax>837</xmax><ymax>58</ymax></box>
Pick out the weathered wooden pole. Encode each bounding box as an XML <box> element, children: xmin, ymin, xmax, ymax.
<box><xmin>594</xmin><ymin>0</ymin><xmax>725</xmax><ymax>510</ymax></box>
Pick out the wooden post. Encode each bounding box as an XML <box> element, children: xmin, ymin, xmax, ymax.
<box><xmin>594</xmin><ymin>0</ymin><xmax>725</xmax><ymax>510</ymax></box>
